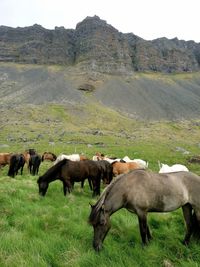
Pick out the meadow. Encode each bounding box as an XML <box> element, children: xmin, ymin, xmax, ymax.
<box><xmin>1</xmin><ymin>104</ymin><xmax>200</xmax><ymax>266</ymax></box>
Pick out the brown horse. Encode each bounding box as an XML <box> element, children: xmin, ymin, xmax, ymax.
<box><xmin>37</xmin><ymin>159</ymin><xmax>103</xmax><ymax>197</ymax></box>
<box><xmin>89</xmin><ymin>169</ymin><xmax>200</xmax><ymax>251</ymax></box>
<box><xmin>0</xmin><ymin>153</ymin><xmax>12</xmax><ymax>168</ymax></box>
<box><xmin>111</xmin><ymin>161</ymin><xmax>141</xmax><ymax>176</ymax></box>
<box><xmin>42</xmin><ymin>152</ymin><xmax>57</xmax><ymax>162</ymax></box>
<box><xmin>21</xmin><ymin>151</ymin><xmax>31</xmax><ymax>170</ymax></box>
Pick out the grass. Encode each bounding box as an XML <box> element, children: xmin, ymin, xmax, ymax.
<box><xmin>0</xmin><ymin>167</ymin><xmax>200</xmax><ymax>267</ymax></box>
<box><xmin>1</xmin><ymin>102</ymin><xmax>200</xmax><ymax>266</ymax></box>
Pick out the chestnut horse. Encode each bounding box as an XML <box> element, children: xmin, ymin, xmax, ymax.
<box><xmin>89</xmin><ymin>169</ymin><xmax>200</xmax><ymax>251</ymax></box>
<box><xmin>0</xmin><ymin>153</ymin><xmax>13</xmax><ymax>168</ymax></box>
<box><xmin>42</xmin><ymin>152</ymin><xmax>57</xmax><ymax>162</ymax></box>
<box><xmin>111</xmin><ymin>161</ymin><xmax>141</xmax><ymax>176</ymax></box>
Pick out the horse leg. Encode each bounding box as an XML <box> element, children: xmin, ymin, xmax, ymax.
<box><xmin>92</xmin><ymin>176</ymin><xmax>101</xmax><ymax>197</ymax></box>
<box><xmin>182</xmin><ymin>203</ymin><xmax>193</xmax><ymax>245</ymax></box>
<box><xmin>88</xmin><ymin>178</ymin><xmax>93</xmax><ymax>191</ymax></box>
<box><xmin>81</xmin><ymin>180</ymin><xmax>84</xmax><ymax>189</ymax></box>
<box><xmin>192</xmin><ymin>209</ymin><xmax>200</xmax><ymax>240</ymax></box>
<box><xmin>147</xmin><ymin>225</ymin><xmax>152</xmax><ymax>241</ymax></box>
<box><xmin>137</xmin><ymin>212</ymin><xmax>148</xmax><ymax>246</ymax></box>
<box><xmin>63</xmin><ymin>180</ymin><xmax>72</xmax><ymax>195</ymax></box>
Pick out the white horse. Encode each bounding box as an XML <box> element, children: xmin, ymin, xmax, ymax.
<box><xmin>158</xmin><ymin>162</ymin><xmax>189</xmax><ymax>173</ymax></box>
<box><xmin>54</xmin><ymin>154</ymin><xmax>87</xmax><ymax>165</ymax></box>
<box><xmin>123</xmin><ymin>156</ymin><xmax>149</xmax><ymax>169</ymax></box>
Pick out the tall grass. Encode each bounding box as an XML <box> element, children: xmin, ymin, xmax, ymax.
<box><xmin>0</xmin><ymin>135</ymin><xmax>200</xmax><ymax>266</ymax></box>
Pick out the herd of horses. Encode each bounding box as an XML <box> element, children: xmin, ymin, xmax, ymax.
<box><xmin>1</xmin><ymin>150</ymin><xmax>200</xmax><ymax>251</ymax></box>
<box><xmin>0</xmin><ymin>150</ymin><xmax>56</xmax><ymax>178</ymax></box>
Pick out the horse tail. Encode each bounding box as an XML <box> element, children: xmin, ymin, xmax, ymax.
<box><xmin>192</xmin><ymin>211</ymin><xmax>200</xmax><ymax>239</ymax></box>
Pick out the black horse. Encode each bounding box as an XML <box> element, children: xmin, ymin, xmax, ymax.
<box><xmin>29</xmin><ymin>154</ymin><xmax>42</xmax><ymax>175</ymax></box>
<box><xmin>8</xmin><ymin>154</ymin><xmax>25</xmax><ymax>178</ymax></box>
<box><xmin>80</xmin><ymin>160</ymin><xmax>113</xmax><ymax>191</ymax></box>
<box><xmin>37</xmin><ymin>159</ymin><xmax>104</xmax><ymax>197</ymax></box>
<box><xmin>95</xmin><ymin>160</ymin><xmax>113</xmax><ymax>185</ymax></box>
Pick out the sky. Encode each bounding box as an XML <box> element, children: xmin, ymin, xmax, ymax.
<box><xmin>0</xmin><ymin>0</ymin><xmax>199</xmax><ymax>42</ymax></box>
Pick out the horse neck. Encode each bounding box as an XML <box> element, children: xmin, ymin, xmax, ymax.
<box><xmin>40</xmin><ymin>161</ymin><xmax>64</xmax><ymax>183</ymax></box>
<box><xmin>97</xmin><ymin>178</ymin><xmax>125</xmax><ymax>215</ymax></box>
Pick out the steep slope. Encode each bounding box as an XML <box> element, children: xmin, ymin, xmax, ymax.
<box><xmin>1</xmin><ymin>63</ymin><xmax>200</xmax><ymax>121</ymax></box>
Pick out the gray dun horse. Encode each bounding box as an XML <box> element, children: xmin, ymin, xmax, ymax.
<box><xmin>88</xmin><ymin>169</ymin><xmax>200</xmax><ymax>251</ymax></box>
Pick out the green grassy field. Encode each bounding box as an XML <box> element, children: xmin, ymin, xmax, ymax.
<box><xmin>1</xmin><ymin>104</ymin><xmax>200</xmax><ymax>266</ymax></box>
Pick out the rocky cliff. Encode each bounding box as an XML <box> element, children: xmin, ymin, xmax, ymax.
<box><xmin>0</xmin><ymin>16</ymin><xmax>200</xmax><ymax>74</ymax></box>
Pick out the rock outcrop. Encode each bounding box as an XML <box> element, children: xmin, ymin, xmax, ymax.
<box><xmin>0</xmin><ymin>16</ymin><xmax>200</xmax><ymax>74</ymax></box>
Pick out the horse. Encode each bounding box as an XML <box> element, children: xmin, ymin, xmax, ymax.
<box><xmin>37</xmin><ymin>159</ymin><xmax>103</xmax><ymax>197</ymax></box>
<box><xmin>92</xmin><ymin>152</ymin><xmax>124</xmax><ymax>164</ymax></box>
<box><xmin>93</xmin><ymin>160</ymin><xmax>113</xmax><ymax>185</ymax></box>
<box><xmin>88</xmin><ymin>169</ymin><xmax>200</xmax><ymax>251</ymax></box>
<box><xmin>111</xmin><ymin>161</ymin><xmax>141</xmax><ymax>176</ymax></box>
<box><xmin>29</xmin><ymin>154</ymin><xmax>42</xmax><ymax>175</ymax></box>
<box><xmin>0</xmin><ymin>152</ymin><xmax>12</xmax><ymax>168</ymax></box>
<box><xmin>158</xmin><ymin>163</ymin><xmax>189</xmax><ymax>173</ymax></box>
<box><xmin>53</xmin><ymin>153</ymin><xmax>88</xmax><ymax>165</ymax></box>
<box><xmin>122</xmin><ymin>156</ymin><xmax>149</xmax><ymax>169</ymax></box>
<box><xmin>42</xmin><ymin>152</ymin><xmax>57</xmax><ymax>162</ymax></box>
<box><xmin>92</xmin><ymin>152</ymin><xmax>104</xmax><ymax>161</ymax></box>
<box><xmin>22</xmin><ymin>151</ymin><xmax>31</xmax><ymax>167</ymax></box>
<box><xmin>7</xmin><ymin>153</ymin><xmax>25</xmax><ymax>178</ymax></box>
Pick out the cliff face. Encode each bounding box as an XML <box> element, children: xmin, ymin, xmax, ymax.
<box><xmin>0</xmin><ymin>16</ymin><xmax>200</xmax><ymax>74</ymax></box>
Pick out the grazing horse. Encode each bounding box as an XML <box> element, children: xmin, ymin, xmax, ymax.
<box><xmin>123</xmin><ymin>156</ymin><xmax>149</xmax><ymax>169</ymax></box>
<box><xmin>159</xmin><ymin>163</ymin><xmax>189</xmax><ymax>173</ymax></box>
<box><xmin>22</xmin><ymin>151</ymin><xmax>31</xmax><ymax>166</ymax></box>
<box><xmin>37</xmin><ymin>159</ymin><xmax>103</xmax><ymax>197</ymax></box>
<box><xmin>8</xmin><ymin>154</ymin><xmax>25</xmax><ymax>178</ymax></box>
<box><xmin>29</xmin><ymin>154</ymin><xmax>42</xmax><ymax>175</ymax></box>
<box><xmin>42</xmin><ymin>152</ymin><xmax>57</xmax><ymax>162</ymax></box>
<box><xmin>95</xmin><ymin>160</ymin><xmax>113</xmax><ymax>185</ymax></box>
<box><xmin>53</xmin><ymin>153</ymin><xmax>88</xmax><ymax>165</ymax></box>
<box><xmin>111</xmin><ymin>161</ymin><xmax>141</xmax><ymax>176</ymax></box>
<box><xmin>0</xmin><ymin>153</ymin><xmax>12</xmax><ymax>168</ymax></box>
<box><xmin>92</xmin><ymin>152</ymin><xmax>124</xmax><ymax>164</ymax></box>
<box><xmin>88</xmin><ymin>169</ymin><xmax>200</xmax><ymax>251</ymax></box>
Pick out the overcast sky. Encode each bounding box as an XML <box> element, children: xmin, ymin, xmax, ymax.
<box><xmin>0</xmin><ymin>0</ymin><xmax>199</xmax><ymax>42</ymax></box>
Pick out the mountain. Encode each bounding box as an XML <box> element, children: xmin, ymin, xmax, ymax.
<box><xmin>0</xmin><ymin>15</ymin><xmax>200</xmax><ymax>74</ymax></box>
<box><xmin>1</xmin><ymin>16</ymin><xmax>200</xmax><ymax>122</ymax></box>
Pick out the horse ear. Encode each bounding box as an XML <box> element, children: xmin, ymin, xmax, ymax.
<box><xmin>89</xmin><ymin>202</ymin><xmax>94</xmax><ymax>208</ymax></box>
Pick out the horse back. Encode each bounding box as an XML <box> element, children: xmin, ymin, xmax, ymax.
<box><xmin>112</xmin><ymin>161</ymin><xmax>140</xmax><ymax>176</ymax></box>
<box><xmin>62</xmin><ymin>160</ymin><xmax>100</xmax><ymax>181</ymax></box>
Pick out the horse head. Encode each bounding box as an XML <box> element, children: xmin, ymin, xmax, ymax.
<box><xmin>89</xmin><ymin>203</ymin><xmax>111</xmax><ymax>251</ymax></box>
<box><xmin>37</xmin><ymin>177</ymin><xmax>49</xmax><ymax>196</ymax></box>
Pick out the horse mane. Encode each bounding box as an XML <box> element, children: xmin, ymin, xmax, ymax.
<box><xmin>37</xmin><ymin>159</ymin><xmax>67</xmax><ymax>183</ymax></box>
<box><xmin>89</xmin><ymin>174</ymin><xmax>124</xmax><ymax>224</ymax></box>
